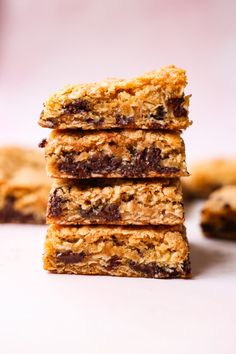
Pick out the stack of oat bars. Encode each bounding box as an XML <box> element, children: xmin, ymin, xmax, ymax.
<box><xmin>39</xmin><ymin>65</ymin><xmax>192</xmax><ymax>278</ymax></box>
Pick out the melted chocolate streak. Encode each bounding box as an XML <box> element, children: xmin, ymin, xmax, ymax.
<box><xmin>79</xmin><ymin>203</ymin><xmax>121</xmax><ymax>222</ymax></box>
<box><xmin>56</xmin><ymin>251</ymin><xmax>86</xmax><ymax>264</ymax></box>
<box><xmin>57</xmin><ymin>148</ymin><xmax>180</xmax><ymax>178</ymax></box>
<box><xmin>63</xmin><ymin>97</ymin><xmax>187</xmax><ymax>120</ymax></box>
<box><xmin>43</xmin><ymin>96</ymin><xmax>188</xmax><ymax>129</ymax></box>
<box><xmin>48</xmin><ymin>189</ymin><xmax>121</xmax><ymax>221</ymax></box>
<box><xmin>45</xmin><ymin>95</ymin><xmax>188</xmax><ymax>129</ymax></box>
<box><xmin>56</xmin><ymin>250</ymin><xmax>190</xmax><ymax>277</ymax></box>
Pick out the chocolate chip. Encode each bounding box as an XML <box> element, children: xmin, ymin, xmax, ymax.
<box><xmin>115</xmin><ymin>114</ymin><xmax>134</xmax><ymax>127</ymax></box>
<box><xmin>94</xmin><ymin>117</ymin><xmax>105</xmax><ymax>126</ymax></box>
<box><xmin>111</xmin><ymin>235</ymin><xmax>123</xmax><ymax>246</ymax></box>
<box><xmin>48</xmin><ymin>188</ymin><xmax>65</xmax><ymax>217</ymax></box>
<box><xmin>85</xmin><ymin>117</ymin><xmax>105</xmax><ymax>126</ymax></box>
<box><xmin>108</xmin><ymin>141</ymin><xmax>117</xmax><ymax>146</ymax></box>
<box><xmin>128</xmin><ymin>260</ymin><xmax>187</xmax><ymax>278</ymax></box>
<box><xmin>149</xmin><ymin>122</ymin><xmax>168</xmax><ymax>129</ymax></box>
<box><xmin>106</xmin><ymin>256</ymin><xmax>121</xmax><ymax>270</ymax></box>
<box><xmin>89</xmin><ymin>154</ymin><xmax>122</xmax><ymax>174</ymax></box>
<box><xmin>150</xmin><ymin>105</ymin><xmax>166</xmax><ymax>120</ymax></box>
<box><xmin>124</xmin><ymin>146</ymin><xmax>161</xmax><ymax>176</ymax></box>
<box><xmin>167</xmin><ymin>95</ymin><xmax>187</xmax><ymax>117</ymax></box>
<box><xmin>139</xmin><ymin>147</ymin><xmax>161</xmax><ymax>167</ymax></box>
<box><xmin>157</xmin><ymin>166</ymin><xmax>180</xmax><ymax>174</ymax></box>
<box><xmin>127</xmin><ymin>145</ymin><xmax>137</xmax><ymax>156</ymax></box>
<box><xmin>146</xmin><ymin>243</ymin><xmax>155</xmax><ymax>250</ymax></box>
<box><xmin>167</xmin><ymin>96</ymin><xmax>184</xmax><ymax>106</ymax></box>
<box><xmin>58</xmin><ymin>153</ymin><xmax>122</xmax><ymax>178</ymax></box>
<box><xmin>85</xmin><ymin>118</ymin><xmax>94</xmax><ymax>124</ymax></box>
<box><xmin>182</xmin><ymin>259</ymin><xmax>191</xmax><ymax>276</ymax></box>
<box><xmin>121</xmin><ymin>193</ymin><xmax>134</xmax><ymax>202</ymax></box>
<box><xmin>128</xmin><ymin>260</ymin><xmax>157</xmax><ymax>277</ymax></box>
<box><xmin>64</xmin><ymin>99</ymin><xmax>91</xmax><ymax>114</ymax></box>
<box><xmin>174</xmin><ymin>106</ymin><xmax>187</xmax><ymax>117</ymax></box>
<box><xmin>79</xmin><ymin>203</ymin><xmax>121</xmax><ymax>222</ymax></box>
<box><xmin>56</xmin><ymin>251</ymin><xmax>85</xmax><ymax>264</ymax></box>
<box><xmin>38</xmin><ymin>138</ymin><xmax>47</xmax><ymax>148</ymax></box>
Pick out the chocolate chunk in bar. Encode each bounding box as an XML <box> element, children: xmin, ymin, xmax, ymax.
<box><xmin>64</xmin><ymin>99</ymin><xmax>91</xmax><ymax>114</ymax></box>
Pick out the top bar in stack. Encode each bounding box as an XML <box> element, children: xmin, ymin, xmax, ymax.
<box><xmin>39</xmin><ymin>66</ymin><xmax>191</xmax><ymax>130</ymax></box>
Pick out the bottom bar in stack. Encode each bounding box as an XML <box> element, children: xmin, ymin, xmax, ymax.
<box><xmin>44</xmin><ymin>225</ymin><xmax>191</xmax><ymax>278</ymax></box>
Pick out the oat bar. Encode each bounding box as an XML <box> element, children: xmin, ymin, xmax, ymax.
<box><xmin>201</xmin><ymin>186</ymin><xmax>236</xmax><ymax>240</ymax></box>
<box><xmin>39</xmin><ymin>66</ymin><xmax>191</xmax><ymax>131</ymax></box>
<box><xmin>0</xmin><ymin>146</ymin><xmax>50</xmax><ymax>224</ymax></box>
<box><xmin>42</xmin><ymin>130</ymin><xmax>188</xmax><ymax>179</ymax></box>
<box><xmin>44</xmin><ymin>224</ymin><xmax>191</xmax><ymax>278</ymax></box>
<box><xmin>47</xmin><ymin>178</ymin><xmax>184</xmax><ymax>225</ymax></box>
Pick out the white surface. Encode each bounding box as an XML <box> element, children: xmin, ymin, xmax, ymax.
<box><xmin>1</xmin><ymin>203</ymin><xmax>236</xmax><ymax>354</ymax></box>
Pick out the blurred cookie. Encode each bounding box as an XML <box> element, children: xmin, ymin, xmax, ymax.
<box><xmin>0</xmin><ymin>146</ymin><xmax>50</xmax><ymax>224</ymax></box>
<box><xmin>201</xmin><ymin>185</ymin><xmax>236</xmax><ymax>240</ymax></box>
<box><xmin>182</xmin><ymin>159</ymin><xmax>236</xmax><ymax>199</ymax></box>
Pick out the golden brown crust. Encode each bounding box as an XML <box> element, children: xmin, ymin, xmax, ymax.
<box><xmin>39</xmin><ymin>66</ymin><xmax>191</xmax><ymax>131</ymax></box>
<box><xmin>47</xmin><ymin>178</ymin><xmax>184</xmax><ymax>225</ymax></box>
<box><xmin>0</xmin><ymin>146</ymin><xmax>50</xmax><ymax>224</ymax></box>
<box><xmin>43</xmin><ymin>130</ymin><xmax>188</xmax><ymax>179</ymax></box>
<box><xmin>43</xmin><ymin>224</ymin><xmax>191</xmax><ymax>278</ymax></box>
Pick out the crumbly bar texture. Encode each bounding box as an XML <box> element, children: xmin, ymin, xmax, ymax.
<box><xmin>201</xmin><ymin>186</ymin><xmax>236</xmax><ymax>240</ymax></box>
<box><xmin>42</xmin><ymin>130</ymin><xmax>188</xmax><ymax>179</ymax></box>
<box><xmin>0</xmin><ymin>146</ymin><xmax>50</xmax><ymax>224</ymax></box>
<box><xmin>44</xmin><ymin>224</ymin><xmax>191</xmax><ymax>278</ymax></box>
<box><xmin>38</xmin><ymin>66</ymin><xmax>191</xmax><ymax>131</ymax></box>
<box><xmin>47</xmin><ymin>178</ymin><xmax>184</xmax><ymax>226</ymax></box>
<box><xmin>182</xmin><ymin>159</ymin><xmax>236</xmax><ymax>199</ymax></box>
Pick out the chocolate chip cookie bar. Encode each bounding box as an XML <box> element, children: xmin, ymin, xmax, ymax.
<box><xmin>201</xmin><ymin>186</ymin><xmax>236</xmax><ymax>240</ymax></box>
<box><xmin>0</xmin><ymin>146</ymin><xmax>50</xmax><ymax>224</ymax></box>
<box><xmin>182</xmin><ymin>158</ymin><xmax>236</xmax><ymax>199</ymax></box>
<box><xmin>47</xmin><ymin>178</ymin><xmax>184</xmax><ymax>225</ymax></box>
<box><xmin>39</xmin><ymin>66</ymin><xmax>191</xmax><ymax>131</ymax></box>
<box><xmin>44</xmin><ymin>224</ymin><xmax>191</xmax><ymax>278</ymax></box>
<box><xmin>42</xmin><ymin>130</ymin><xmax>188</xmax><ymax>179</ymax></box>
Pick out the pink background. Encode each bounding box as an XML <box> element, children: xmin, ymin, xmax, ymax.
<box><xmin>1</xmin><ymin>0</ymin><xmax>236</xmax><ymax>162</ymax></box>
